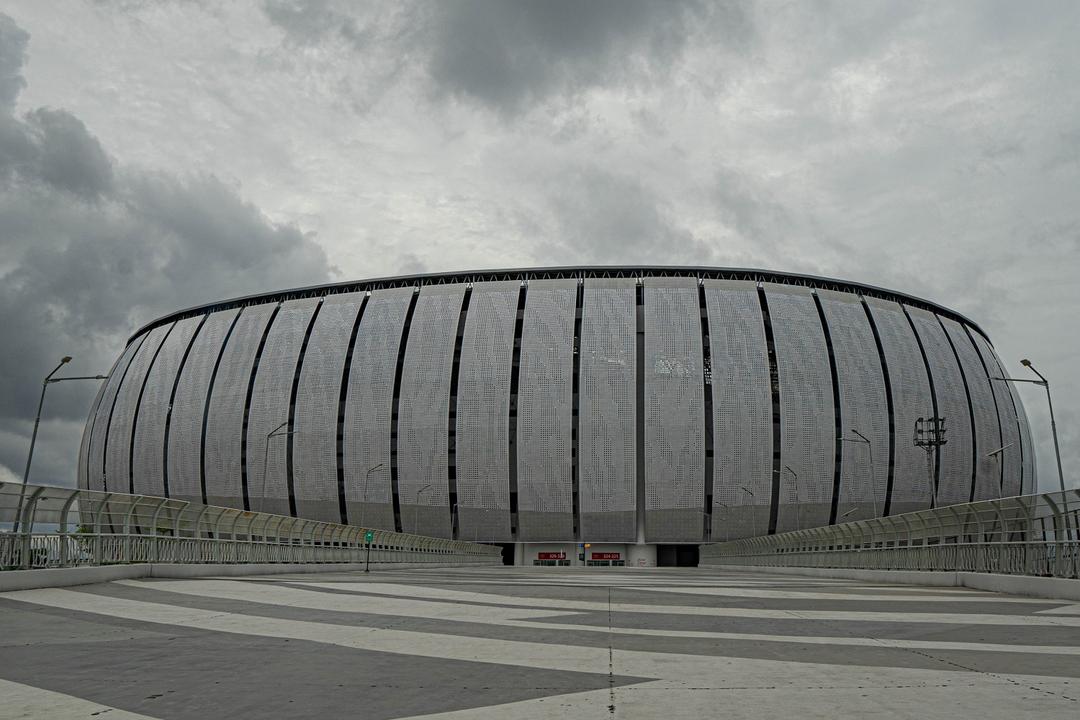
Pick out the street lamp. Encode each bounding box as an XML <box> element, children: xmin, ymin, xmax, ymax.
<box><xmin>739</xmin><ymin>485</ymin><xmax>757</xmax><ymax>537</ymax></box>
<box><xmin>15</xmin><ymin>357</ymin><xmax>108</xmax><ymax>532</ymax></box>
<box><xmin>781</xmin><ymin>465</ymin><xmax>800</xmax><ymax>530</ymax></box>
<box><xmin>259</xmin><ymin>421</ymin><xmax>293</xmax><ymax>514</ymax></box>
<box><xmin>715</xmin><ymin>502</ymin><xmax>730</xmax><ymax>542</ymax></box>
<box><xmin>839</xmin><ymin>507</ymin><xmax>858</xmax><ymax>521</ymax></box>
<box><xmin>413</xmin><ymin>483</ymin><xmax>432</xmax><ymax>534</ymax></box>
<box><xmin>987</xmin><ymin>444</ymin><xmax>1014</xmax><ymax>495</ymax></box>
<box><xmin>359</xmin><ymin>462</ymin><xmax>384</xmax><ymax>528</ymax></box>
<box><xmin>992</xmin><ymin>359</ymin><xmax>1067</xmax><ymax>496</ymax></box>
<box><xmin>842</xmin><ymin>429</ymin><xmax>878</xmax><ymax>519</ymax></box>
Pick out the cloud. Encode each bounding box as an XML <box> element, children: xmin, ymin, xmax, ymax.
<box><xmin>0</xmin><ymin>13</ymin><xmax>331</xmax><ymax>486</ymax></box>
<box><xmin>261</xmin><ymin>0</ymin><xmax>744</xmax><ymax>115</ymax></box>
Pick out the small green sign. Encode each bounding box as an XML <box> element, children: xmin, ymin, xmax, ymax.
<box><xmin>364</xmin><ymin>530</ymin><xmax>375</xmax><ymax>543</ymax></box>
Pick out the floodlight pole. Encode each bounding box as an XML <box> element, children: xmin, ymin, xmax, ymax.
<box><xmin>740</xmin><ymin>486</ymin><xmax>757</xmax><ymax>537</ymax></box>
<box><xmin>993</xmin><ymin>360</ymin><xmax>1066</xmax><ymax>496</ymax></box>
<box><xmin>360</xmin><ymin>462</ymin><xmax>384</xmax><ymax>529</ymax></box>
<box><xmin>259</xmin><ymin>421</ymin><xmax>292</xmax><ymax>514</ymax></box>
<box><xmin>413</xmin><ymin>484</ymin><xmax>432</xmax><ymax>534</ymax></box>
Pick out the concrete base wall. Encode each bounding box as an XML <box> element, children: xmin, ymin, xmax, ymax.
<box><xmin>704</xmin><ymin>564</ymin><xmax>1080</xmax><ymax>601</ymax></box>
<box><xmin>0</xmin><ymin>561</ymin><xmax>496</xmax><ymax>593</ymax></box>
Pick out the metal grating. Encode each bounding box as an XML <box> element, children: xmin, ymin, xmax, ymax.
<box><xmin>343</xmin><ymin>287</ymin><xmax>413</xmax><ymax>529</ymax></box>
<box><xmin>293</xmin><ymin>292</ymin><xmax>365</xmax><ymax>523</ymax></box>
<box><xmin>763</xmin><ymin>283</ymin><xmax>834</xmax><ymax>532</ymax></box>
<box><xmin>396</xmin><ymin>284</ymin><xmax>465</xmax><ymax>538</ymax></box>
<box><xmin>245</xmin><ymin>298</ymin><xmax>319</xmax><ymax>517</ymax></box>
<box><xmin>516</xmin><ymin>279</ymin><xmax>576</xmax><ymax>541</ymax></box>
<box><xmin>104</xmin><ymin>323</ymin><xmax>173</xmax><ymax>495</ymax></box>
<box><xmin>703</xmin><ymin>280</ymin><xmax>772</xmax><ymax>541</ymax></box>
<box><xmin>818</xmin><ymin>290</ymin><xmax>889</xmax><ymax>520</ymax></box>
<box><xmin>203</xmin><ymin>303</ymin><xmax>277</xmax><ymax>508</ymax></box>
<box><xmin>907</xmin><ymin>307</ymin><xmax>974</xmax><ymax>505</ymax></box>
<box><xmin>969</xmin><ymin>332</ymin><xmax>1023</xmax><ymax>496</ymax></box>
<box><xmin>864</xmin><ymin>298</ymin><xmax>934</xmax><ymax>512</ymax></box>
<box><xmin>942</xmin><ymin>317</ymin><xmax>1002</xmax><ymax>501</ymax></box>
<box><xmin>578</xmin><ymin>279</ymin><xmax>637</xmax><ymax>541</ymax></box>
<box><xmin>643</xmin><ymin>277</ymin><xmax>705</xmax><ymax>542</ymax></box>
<box><xmin>455</xmin><ymin>281</ymin><xmax>518</xmax><ymax>542</ymax></box>
<box><xmin>166</xmin><ymin>308</ymin><xmax>240</xmax><ymax>504</ymax></box>
<box><xmin>131</xmin><ymin>316</ymin><xmax>203</xmax><ymax>497</ymax></box>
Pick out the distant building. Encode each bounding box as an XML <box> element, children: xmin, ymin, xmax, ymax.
<box><xmin>79</xmin><ymin>267</ymin><xmax>1034</xmax><ymax>566</ymax></box>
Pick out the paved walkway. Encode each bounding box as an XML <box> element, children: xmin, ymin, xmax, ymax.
<box><xmin>2</xmin><ymin>567</ymin><xmax>1079</xmax><ymax>718</ymax></box>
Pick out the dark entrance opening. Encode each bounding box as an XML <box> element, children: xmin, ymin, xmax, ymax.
<box><xmin>498</xmin><ymin>543</ymin><xmax>515</xmax><ymax>565</ymax></box>
<box><xmin>656</xmin><ymin>544</ymin><xmax>699</xmax><ymax>567</ymax></box>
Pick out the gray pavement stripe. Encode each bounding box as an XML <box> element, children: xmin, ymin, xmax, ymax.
<box><xmin>0</xmin><ymin>678</ymin><xmax>163</xmax><ymax>720</ymax></box>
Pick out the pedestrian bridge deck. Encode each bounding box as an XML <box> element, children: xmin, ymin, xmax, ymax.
<box><xmin>2</xmin><ymin>566</ymin><xmax>1079</xmax><ymax>718</ymax></box>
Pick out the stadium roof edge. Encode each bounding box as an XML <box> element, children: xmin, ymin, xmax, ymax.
<box><xmin>127</xmin><ymin>265</ymin><xmax>989</xmax><ymax>345</ymax></box>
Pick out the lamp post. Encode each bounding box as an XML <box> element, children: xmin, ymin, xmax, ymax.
<box><xmin>739</xmin><ymin>485</ymin><xmax>757</xmax><ymax>537</ymax></box>
<box><xmin>993</xmin><ymin>359</ymin><xmax>1066</xmax><ymax>495</ymax></box>
<box><xmin>359</xmin><ymin>462</ymin><xmax>384</xmax><ymax>529</ymax></box>
<box><xmin>782</xmin><ymin>465</ymin><xmax>800</xmax><ymax>530</ymax></box>
<box><xmin>839</xmin><ymin>507</ymin><xmax>858</xmax><ymax>521</ymax></box>
<box><xmin>259</xmin><ymin>421</ymin><xmax>293</xmax><ymax>514</ymax></box>
<box><xmin>413</xmin><ymin>483</ymin><xmax>432</xmax><ymax>534</ymax></box>
<box><xmin>987</xmin><ymin>444</ymin><xmax>1014</xmax><ymax>495</ymax></box>
<box><xmin>15</xmin><ymin>357</ymin><xmax>108</xmax><ymax>532</ymax></box>
<box><xmin>842</xmin><ymin>429</ymin><xmax>877</xmax><ymax>519</ymax></box>
<box><xmin>715</xmin><ymin>502</ymin><xmax>730</xmax><ymax>542</ymax></box>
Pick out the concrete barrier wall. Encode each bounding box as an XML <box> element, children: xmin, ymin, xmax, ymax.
<box><xmin>704</xmin><ymin>564</ymin><xmax>1080</xmax><ymax>601</ymax></box>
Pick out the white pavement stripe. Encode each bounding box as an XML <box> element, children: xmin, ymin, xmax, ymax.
<box><xmin>114</xmin><ymin>578</ymin><xmax>573</xmax><ymax>623</ymax></box>
<box><xmin>6</xmin><ymin>586</ymin><xmax>1076</xmax><ymax>698</ymax></box>
<box><xmin>624</xmin><ymin>585</ymin><xmax>1058</xmax><ymax>603</ymax></box>
<box><xmin>0</xmin><ymin>677</ymin><xmax>161</xmax><ymax>720</ymax></box>
<box><xmin>284</xmin><ymin>581</ymin><xmax>1080</xmax><ymax>626</ymax></box>
<box><xmin>113</xmin><ymin>579</ymin><xmax>1080</xmax><ymax>656</ymax></box>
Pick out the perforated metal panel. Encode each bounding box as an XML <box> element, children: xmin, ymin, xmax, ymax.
<box><xmin>292</xmin><ymin>292</ymin><xmax>364</xmax><ymax>523</ymax></box>
<box><xmin>818</xmin><ymin>290</ymin><xmax>889</xmax><ymax>521</ymax></box>
<box><xmin>246</xmin><ymin>298</ymin><xmax>319</xmax><ymax>517</ymax></box>
<box><xmin>1013</xmin><ymin>383</ymin><xmax>1037</xmax><ymax>493</ymax></box>
<box><xmin>942</xmin><ymin>317</ymin><xmax>1002</xmax><ymax>501</ymax></box>
<box><xmin>167</xmin><ymin>308</ymin><xmax>240</xmax><ymax>504</ymax></box>
<box><xmin>87</xmin><ymin>337</ymin><xmax>147</xmax><ymax>492</ymax></box>
<box><xmin>864</xmin><ymin>298</ymin><xmax>934</xmax><ymax>513</ymax></box>
<box><xmin>764</xmin><ymin>283</ymin><xmax>833</xmax><ymax>532</ymax></box>
<box><xmin>969</xmin><ymin>332</ymin><xmax>1022</xmax><ymax>496</ymax></box>
<box><xmin>579</xmin><ymin>279</ymin><xmax>637</xmax><ymax>541</ymax></box>
<box><xmin>204</xmin><ymin>303</ymin><xmax>276</xmax><ymax>508</ymax></box>
<box><xmin>906</xmin><ymin>306</ymin><xmax>973</xmax><ymax>505</ymax></box>
<box><xmin>704</xmin><ymin>280</ymin><xmax>772</xmax><ymax>541</ymax></box>
<box><xmin>455</xmin><ymin>281</ymin><xmax>517</xmax><ymax>542</ymax></box>
<box><xmin>78</xmin><ymin>372</ymin><xmax>110</xmax><ymax>491</ymax></box>
<box><xmin>397</xmin><ymin>284</ymin><xmax>465</xmax><ymax>538</ymax></box>
<box><xmin>643</xmin><ymin>277</ymin><xmax>704</xmax><ymax>542</ymax></box>
<box><xmin>104</xmin><ymin>323</ymin><xmax>173</xmax><ymax>495</ymax></box>
<box><xmin>516</xmin><ymin>279</ymin><xmax>576</xmax><ymax>541</ymax></box>
<box><xmin>130</xmin><ymin>316</ymin><xmax>203</xmax><ymax>498</ymax></box>
<box><xmin>343</xmin><ymin>287</ymin><xmax>413</xmax><ymax>530</ymax></box>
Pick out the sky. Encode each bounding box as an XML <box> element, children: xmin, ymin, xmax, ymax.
<box><xmin>0</xmin><ymin>0</ymin><xmax>1077</xmax><ymax>493</ymax></box>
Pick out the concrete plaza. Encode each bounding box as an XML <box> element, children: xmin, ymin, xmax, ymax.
<box><xmin>1</xmin><ymin>566</ymin><xmax>1079</xmax><ymax>718</ymax></box>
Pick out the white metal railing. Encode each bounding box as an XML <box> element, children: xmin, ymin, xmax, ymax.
<box><xmin>0</xmin><ymin>482</ymin><xmax>502</xmax><ymax>570</ymax></box>
<box><xmin>701</xmin><ymin>489</ymin><xmax>1080</xmax><ymax>579</ymax></box>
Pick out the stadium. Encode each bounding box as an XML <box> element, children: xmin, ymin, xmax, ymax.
<box><xmin>77</xmin><ymin>267</ymin><xmax>1035</xmax><ymax>567</ymax></box>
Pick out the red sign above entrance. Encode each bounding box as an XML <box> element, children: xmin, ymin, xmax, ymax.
<box><xmin>591</xmin><ymin>552</ymin><xmax>621</xmax><ymax>560</ymax></box>
<box><xmin>538</xmin><ymin>552</ymin><xmax>566</xmax><ymax>560</ymax></box>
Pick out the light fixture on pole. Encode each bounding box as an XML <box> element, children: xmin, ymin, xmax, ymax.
<box><xmin>413</xmin><ymin>483</ymin><xmax>432</xmax><ymax>534</ymax></box>
<box><xmin>992</xmin><ymin>359</ymin><xmax>1066</xmax><ymax>496</ymax></box>
<box><xmin>839</xmin><ymin>507</ymin><xmax>858</xmax><ymax>521</ymax></box>
<box><xmin>986</xmin><ymin>444</ymin><xmax>1014</xmax><ymax>495</ymax></box>
<box><xmin>259</xmin><ymin>421</ymin><xmax>293</xmax><ymax>514</ymax></box>
<box><xmin>782</xmin><ymin>465</ymin><xmax>800</xmax><ymax>530</ymax></box>
<box><xmin>359</xmin><ymin>462</ymin><xmax>385</xmax><ymax>529</ymax></box>
<box><xmin>739</xmin><ymin>485</ymin><xmax>757</xmax><ymax>537</ymax></box>
<box><xmin>842</xmin><ymin>429</ymin><xmax>877</xmax><ymax>519</ymax></box>
<box><xmin>15</xmin><ymin>357</ymin><xmax>108</xmax><ymax>532</ymax></box>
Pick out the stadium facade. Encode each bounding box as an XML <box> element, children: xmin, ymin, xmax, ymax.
<box><xmin>78</xmin><ymin>267</ymin><xmax>1035</xmax><ymax>567</ymax></box>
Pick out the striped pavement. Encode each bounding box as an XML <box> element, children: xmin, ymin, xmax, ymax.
<box><xmin>1</xmin><ymin>567</ymin><xmax>1079</xmax><ymax>718</ymax></box>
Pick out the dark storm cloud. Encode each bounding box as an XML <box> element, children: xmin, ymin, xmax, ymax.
<box><xmin>262</xmin><ymin>0</ymin><xmax>746</xmax><ymax>115</ymax></box>
<box><xmin>0</xmin><ymin>13</ymin><xmax>331</xmax><ymax>483</ymax></box>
